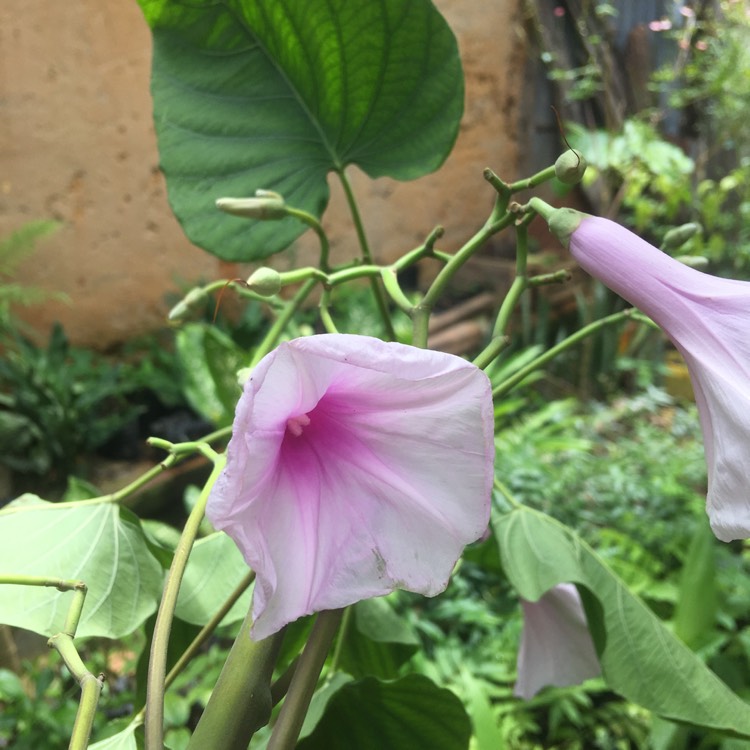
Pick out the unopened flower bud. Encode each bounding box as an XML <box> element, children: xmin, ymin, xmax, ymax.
<box><xmin>661</xmin><ymin>222</ymin><xmax>702</xmax><ymax>251</ymax></box>
<box><xmin>168</xmin><ymin>286</ymin><xmax>207</xmax><ymax>320</ymax></box>
<box><xmin>216</xmin><ymin>190</ymin><xmax>286</xmax><ymax>220</ymax></box>
<box><xmin>554</xmin><ymin>150</ymin><xmax>587</xmax><ymax>185</ymax></box>
<box><xmin>246</xmin><ymin>267</ymin><xmax>282</xmax><ymax>297</ymax></box>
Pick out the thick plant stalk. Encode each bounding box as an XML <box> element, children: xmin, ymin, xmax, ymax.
<box><xmin>187</xmin><ymin>607</ymin><xmax>285</xmax><ymax>750</ymax></box>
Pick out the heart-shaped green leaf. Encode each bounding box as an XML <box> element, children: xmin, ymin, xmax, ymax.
<box><xmin>137</xmin><ymin>0</ymin><xmax>464</xmax><ymax>260</ymax></box>
<box><xmin>495</xmin><ymin>506</ymin><xmax>750</xmax><ymax>736</ymax></box>
<box><xmin>175</xmin><ymin>532</ymin><xmax>253</xmax><ymax>626</ymax></box>
<box><xmin>297</xmin><ymin>674</ymin><xmax>470</xmax><ymax>750</ymax></box>
<box><xmin>0</xmin><ymin>497</ymin><xmax>163</xmax><ymax>639</ymax></box>
<box><xmin>337</xmin><ymin>597</ymin><xmax>419</xmax><ymax>679</ymax></box>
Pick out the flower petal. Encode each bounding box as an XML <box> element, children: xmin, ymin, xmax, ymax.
<box><xmin>568</xmin><ymin>216</ymin><xmax>750</xmax><ymax>541</ymax></box>
<box><xmin>515</xmin><ymin>583</ymin><xmax>601</xmax><ymax>700</ymax></box>
<box><xmin>207</xmin><ymin>334</ymin><xmax>495</xmax><ymax>639</ymax></box>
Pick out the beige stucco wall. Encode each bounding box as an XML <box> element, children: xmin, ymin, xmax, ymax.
<box><xmin>1</xmin><ymin>0</ymin><xmax>526</xmax><ymax>350</ymax></box>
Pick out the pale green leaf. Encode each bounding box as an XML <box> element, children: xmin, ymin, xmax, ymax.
<box><xmin>175</xmin><ymin>531</ymin><xmax>253</xmax><ymax>626</ymax></box>
<box><xmin>0</xmin><ymin>499</ymin><xmax>163</xmax><ymax>638</ymax></box>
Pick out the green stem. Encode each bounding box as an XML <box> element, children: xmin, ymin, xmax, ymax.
<box><xmin>411</xmin><ymin>304</ymin><xmax>431</xmax><ymax>349</ymax></box>
<box><xmin>328</xmin><ymin>606</ymin><xmax>352</xmax><ymax>674</ymax></box>
<box><xmin>187</xmin><ymin>608</ymin><xmax>285</xmax><ymax>750</ymax></box>
<box><xmin>144</xmin><ymin>451</ymin><xmax>226</xmax><ymax>750</ymax></box>
<box><xmin>48</xmin><ymin>633</ymin><xmax>104</xmax><ymax>750</ymax></box>
<box><xmin>128</xmin><ymin>570</ymin><xmax>256</xmax><ymax>734</ymax></box>
<box><xmin>472</xmin><ymin>335</ymin><xmax>510</xmax><ymax>370</ymax></box>
<box><xmin>319</xmin><ymin>287</ymin><xmax>339</xmax><ymax>334</ymax></box>
<box><xmin>267</xmin><ymin>609</ymin><xmax>344</xmax><ymax>750</ymax></box>
<box><xmin>285</xmin><ymin>207</ymin><xmax>331</xmax><ymax>272</ymax></box>
<box><xmin>271</xmin><ymin>658</ymin><xmax>298</xmax><ymax>708</ymax></box>
<box><xmin>337</xmin><ymin>170</ymin><xmax>396</xmax><ymax>340</ymax></box>
<box><xmin>492</xmin><ymin>309</ymin><xmax>638</xmax><ymax>399</ymax></box>
<box><xmin>422</xmin><ymin>211</ymin><xmax>515</xmax><ymax>312</ymax></box>
<box><xmin>165</xmin><ymin>570</ymin><xmax>255</xmax><ymax>691</ymax></box>
<box><xmin>528</xmin><ymin>269</ymin><xmax>571</xmax><ymax>287</ymax></box>
<box><xmin>526</xmin><ymin>196</ymin><xmax>556</xmax><ymax>221</ymax></box>
<box><xmin>492</xmin><ymin>223</ymin><xmax>531</xmax><ymax>338</ymax></box>
<box><xmin>380</xmin><ymin>267</ymin><xmax>414</xmax><ymax>314</ymax></box>
<box><xmin>0</xmin><ymin>427</ymin><xmax>232</xmax><ymax>516</ymax></box>
<box><xmin>493</xmin><ymin>477</ymin><xmax>522</xmax><ymax>509</ymax></box>
<box><xmin>508</xmin><ymin>166</ymin><xmax>557</xmax><ymax>193</ymax></box>
<box><xmin>250</xmin><ymin>277</ymin><xmax>318</xmax><ymax>368</ymax></box>
<box><xmin>0</xmin><ymin>576</ymin><xmax>101</xmax><ymax>749</ymax></box>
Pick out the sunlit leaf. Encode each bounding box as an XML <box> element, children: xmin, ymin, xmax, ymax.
<box><xmin>175</xmin><ymin>532</ymin><xmax>253</xmax><ymax>626</ymax></box>
<box><xmin>0</xmin><ymin>498</ymin><xmax>163</xmax><ymax>639</ymax></box>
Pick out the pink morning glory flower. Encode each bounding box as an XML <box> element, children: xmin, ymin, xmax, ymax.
<box><xmin>206</xmin><ymin>334</ymin><xmax>494</xmax><ymax>640</ymax></box>
<box><xmin>515</xmin><ymin>583</ymin><xmax>601</xmax><ymax>699</ymax></box>
<box><xmin>539</xmin><ymin>204</ymin><xmax>750</xmax><ymax>541</ymax></box>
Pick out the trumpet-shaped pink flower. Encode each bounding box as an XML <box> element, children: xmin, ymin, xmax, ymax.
<box><xmin>515</xmin><ymin>583</ymin><xmax>601</xmax><ymax>699</ymax></box>
<box><xmin>545</xmin><ymin>207</ymin><xmax>750</xmax><ymax>541</ymax></box>
<box><xmin>207</xmin><ymin>334</ymin><xmax>494</xmax><ymax>640</ymax></box>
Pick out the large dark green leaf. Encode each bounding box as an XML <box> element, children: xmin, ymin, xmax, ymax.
<box><xmin>0</xmin><ymin>497</ymin><xmax>163</xmax><ymax>639</ymax></box>
<box><xmin>297</xmin><ymin>674</ymin><xmax>470</xmax><ymax>750</ymax></box>
<box><xmin>137</xmin><ymin>0</ymin><xmax>464</xmax><ymax>260</ymax></box>
<box><xmin>495</xmin><ymin>506</ymin><xmax>750</xmax><ymax>736</ymax></box>
<box><xmin>337</xmin><ymin>597</ymin><xmax>419</xmax><ymax>679</ymax></box>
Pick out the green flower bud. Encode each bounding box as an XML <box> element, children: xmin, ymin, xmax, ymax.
<box><xmin>216</xmin><ymin>190</ymin><xmax>286</xmax><ymax>220</ymax></box>
<box><xmin>554</xmin><ymin>150</ymin><xmax>587</xmax><ymax>185</ymax></box>
<box><xmin>661</xmin><ymin>222</ymin><xmax>702</xmax><ymax>251</ymax></box>
<box><xmin>246</xmin><ymin>267</ymin><xmax>282</xmax><ymax>297</ymax></box>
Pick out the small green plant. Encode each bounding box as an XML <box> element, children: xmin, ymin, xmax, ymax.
<box><xmin>0</xmin><ymin>324</ymin><xmax>141</xmax><ymax>484</ymax></box>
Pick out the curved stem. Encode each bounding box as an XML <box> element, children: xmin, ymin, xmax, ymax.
<box><xmin>267</xmin><ymin>609</ymin><xmax>344</xmax><ymax>750</ymax></box>
<box><xmin>422</xmin><ymin>211</ymin><xmax>515</xmax><ymax>311</ymax></box>
<box><xmin>0</xmin><ymin>426</ymin><xmax>232</xmax><ymax>516</ymax></box>
<box><xmin>508</xmin><ymin>165</ymin><xmax>557</xmax><ymax>192</ymax></box>
<box><xmin>492</xmin><ymin>222</ymin><xmax>531</xmax><ymax>338</ymax></box>
<box><xmin>249</xmin><ymin>278</ymin><xmax>318</xmax><ymax>368</ymax></box>
<box><xmin>319</xmin><ymin>287</ymin><xmax>339</xmax><ymax>334</ymax></box>
<box><xmin>492</xmin><ymin>309</ymin><xmax>639</xmax><ymax>399</ymax></box>
<box><xmin>286</xmin><ymin>207</ymin><xmax>331</xmax><ymax>272</ymax></box>
<box><xmin>337</xmin><ymin>170</ymin><xmax>396</xmax><ymax>340</ymax></box>
<box><xmin>472</xmin><ymin>335</ymin><xmax>509</xmax><ymax>371</ymax></box>
<box><xmin>144</xmin><ymin>452</ymin><xmax>226</xmax><ymax>750</ymax></box>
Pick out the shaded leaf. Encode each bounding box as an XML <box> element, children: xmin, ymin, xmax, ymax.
<box><xmin>299</xmin><ymin>673</ymin><xmax>354</xmax><ymax>740</ymax></box>
<box><xmin>495</xmin><ymin>506</ymin><xmax>750</xmax><ymax>736</ymax></box>
<box><xmin>337</xmin><ymin>597</ymin><xmax>419</xmax><ymax>679</ymax></box>
<box><xmin>298</xmin><ymin>674</ymin><xmax>470</xmax><ymax>750</ymax></box>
